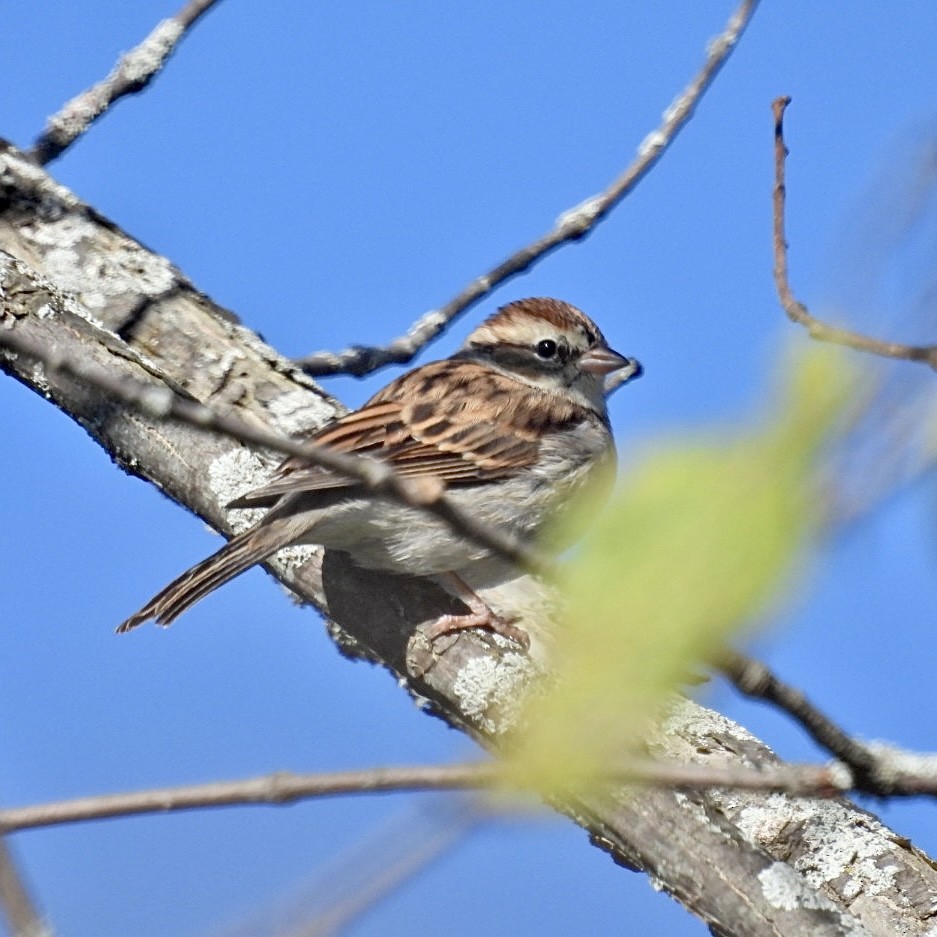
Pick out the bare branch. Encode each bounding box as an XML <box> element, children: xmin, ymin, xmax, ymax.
<box><xmin>0</xmin><ymin>836</ymin><xmax>50</xmax><ymax>937</ymax></box>
<box><xmin>0</xmin><ymin>315</ymin><xmax>546</xmax><ymax>576</ymax></box>
<box><xmin>720</xmin><ymin>650</ymin><xmax>878</xmax><ymax>773</ymax></box>
<box><xmin>298</xmin><ymin>0</ymin><xmax>759</xmax><ymax>377</ymax></box>
<box><xmin>0</xmin><ymin>765</ymin><xmax>497</xmax><ymax>834</ymax></box>
<box><xmin>772</xmin><ymin>95</ymin><xmax>937</xmax><ymax>369</ymax></box>
<box><xmin>719</xmin><ymin>650</ymin><xmax>937</xmax><ymax>796</ymax></box>
<box><xmin>0</xmin><ymin>757</ymin><xmax>854</xmax><ymax>836</ymax></box>
<box><xmin>28</xmin><ymin>0</ymin><xmax>224</xmax><ymax>165</ymax></box>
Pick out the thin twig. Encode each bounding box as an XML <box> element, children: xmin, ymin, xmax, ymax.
<box><xmin>29</xmin><ymin>0</ymin><xmax>224</xmax><ymax>165</ymax></box>
<box><xmin>604</xmin><ymin>364</ymin><xmax>644</xmax><ymax>397</ymax></box>
<box><xmin>0</xmin><ymin>836</ymin><xmax>49</xmax><ymax>937</ymax></box>
<box><xmin>298</xmin><ymin>0</ymin><xmax>759</xmax><ymax>377</ymax></box>
<box><xmin>0</xmin><ymin>759</ymin><xmax>856</xmax><ymax>836</ymax></box>
<box><xmin>717</xmin><ymin>650</ymin><xmax>937</xmax><ymax>796</ymax></box>
<box><xmin>771</xmin><ymin>95</ymin><xmax>937</xmax><ymax>369</ymax></box>
<box><xmin>0</xmin><ymin>324</ymin><xmax>547</xmax><ymax>575</ymax></box>
<box><xmin>720</xmin><ymin>650</ymin><xmax>877</xmax><ymax>772</ymax></box>
<box><xmin>0</xmin><ymin>766</ymin><xmax>497</xmax><ymax>835</ymax></box>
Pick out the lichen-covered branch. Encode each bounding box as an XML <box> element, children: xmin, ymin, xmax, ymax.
<box><xmin>28</xmin><ymin>0</ymin><xmax>224</xmax><ymax>165</ymax></box>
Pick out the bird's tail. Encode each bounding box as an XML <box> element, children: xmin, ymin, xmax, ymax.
<box><xmin>116</xmin><ymin>524</ymin><xmax>290</xmax><ymax>633</ymax></box>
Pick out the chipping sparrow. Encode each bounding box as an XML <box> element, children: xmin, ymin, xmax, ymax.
<box><xmin>118</xmin><ymin>298</ymin><xmax>641</xmax><ymax>647</ymax></box>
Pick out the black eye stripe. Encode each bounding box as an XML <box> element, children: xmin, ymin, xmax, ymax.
<box><xmin>468</xmin><ymin>338</ymin><xmax>571</xmax><ymax>368</ymax></box>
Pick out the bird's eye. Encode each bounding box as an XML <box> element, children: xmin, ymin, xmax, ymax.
<box><xmin>536</xmin><ymin>339</ymin><xmax>558</xmax><ymax>359</ymax></box>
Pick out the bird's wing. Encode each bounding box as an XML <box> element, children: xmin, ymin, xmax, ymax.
<box><xmin>228</xmin><ymin>360</ymin><xmax>580</xmax><ymax>508</ymax></box>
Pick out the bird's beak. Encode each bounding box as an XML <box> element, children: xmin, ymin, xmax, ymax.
<box><xmin>580</xmin><ymin>345</ymin><xmax>641</xmax><ymax>378</ymax></box>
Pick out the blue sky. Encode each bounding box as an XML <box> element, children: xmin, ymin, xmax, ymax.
<box><xmin>3</xmin><ymin>2</ymin><xmax>937</xmax><ymax>935</ymax></box>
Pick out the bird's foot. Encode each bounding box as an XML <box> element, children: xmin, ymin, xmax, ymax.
<box><xmin>423</xmin><ymin>608</ymin><xmax>530</xmax><ymax>650</ymax></box>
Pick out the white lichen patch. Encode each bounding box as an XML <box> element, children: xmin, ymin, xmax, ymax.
<box><xmin>26</xmin><ymin>217</ymin><xmax>175</xmax><ymax>310</ymax></box>
<box><xmin>203</xmin><ymin>347</ymin><xmax>242</xmax><ymax>395</ymax></box>
<box><xmin>662</xmin><ymin>94</ymin><xmax>686</xmax><ymax>125</ymax></box>
<box><xmin>270</xmin><ymin>542</ymin><xmax>319</xmax><ymax>572</ymax></box>
<box><xmin>758</xmin><ymin>861</ymin><xmax>841</xmax><ymax>913</ymax></box>
<box><xmin>638</xmin><ymin>129</ymin><xmax>667</xmax><ymax>157</ymax></box>
<box><xmin>397</xmin><ymin>675</ymin><xmax>434</xmax><ymax>711</ymax></box>
<box><xmin>1</xmin><ymin>253</ymin><xmax>96</xmax><ymax>327</ymax></box>
<box><xmin>653</xmin><ymin>696</ymin><xmax>761</xmax><ymax>758</ymax></box>
<box><xmin>409</xmin><ymin>308</ymin><xmax>448</xmax><ymax>338</ymax></box>
<box><xmin>122</xmin><ymin>19</ymin><xmax>183</xmax><ymax>82</ymax></box>
<box><xmin>554</xmin><ymin>195</ymin><xmax>602</xmax><ymax>230</ymax></box>
<box><xmin>865</xmin><ymin>740</ymin><xmax>937</xmax><ymax>786</ymax></box>
<box><xmin>1</xmin><ymin>153</ymin><xmax>82</xmax><ymax>211</ymax></box>
<box><xmin>452</xmin><ymin>652</ymin><xmax>538</xmax><ymax>735</ymax></box>
<box><xmin>28</xmin><ymin>214</ymin><xmax>98</xmax><ymax>250</ymax></box>
<box><xmin>650</xmin><ymin>699</ymin><xmax>905</xmax><ymax>913</ymax></box>
<box><xmin>268</xmin><ymin>387</ymin><xmax>334</xmax><ymax>437</ymax></box>
<box><xmin>208</xmin><ymin>447</ymin><xmax>318</xmax><ymax>571</ymax></box>
<box><xmin>31</xmin><ymin>361</ymin><xmax>51</xmax><ymax>396</ymax></box>
<box><xmin>736</xmin><ymin>794</ymin><xmax>899</xmax><ymax>900</ymax></box>
<box><xmin>672</xmin><ymin>790</ymin><xmax>723</xmax><ymax>829</ymax></box>
<box><xmin>231</xmin><ymin>324</ymin><xmax>329</xmax><ymax>393</ymax></box>
<box><xmin>208</xmin><ymin>447</ymin><xmax>272</xmax><ymax>531</ymax></box>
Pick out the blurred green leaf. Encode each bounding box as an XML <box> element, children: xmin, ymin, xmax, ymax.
<box><xmin>509</xmin><ymin>342</ymin><xmax>854</xmax><ymax>789</ymax></box>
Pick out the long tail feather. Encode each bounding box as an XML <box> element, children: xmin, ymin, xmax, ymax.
<box><xmin>117</xmin><ymin>525</ymin><xmax>289</xmax><ymax>633</ymax></box>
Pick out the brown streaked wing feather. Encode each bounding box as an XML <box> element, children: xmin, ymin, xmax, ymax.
<box><xmin>229</xmin><ymin>360</ymin><xmax>583</xmax><ymax>508</ymax></box>
<box><xmin>226</xmin><ymin>400</ymin><xmax>408</xmax><ymax>507</ymax></box>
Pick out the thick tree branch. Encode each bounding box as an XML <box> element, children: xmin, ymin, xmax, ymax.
<box><xmin>4</xmin><ymin>144</ymin><xmax>937</xmax><ymax>937</ymax></box>
<box><xmin>297</xmin><ymin>0</ymin><xmax>759</xmax><ymax>378</ymax></box>
<box><xmin>29</xmin><ymin>0</ymin><xmax>224</xmax><ymax>165</ymax></box>
<box><xmin>772</xmin><ymin>96</ymin><xmax>937</xmax><ymax>369</ymax></box>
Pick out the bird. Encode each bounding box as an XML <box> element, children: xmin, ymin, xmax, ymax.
<box><xmin>117</xmin><ymin>297</ymin><xmax>641</xmax><ymax>647</ymax></box>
